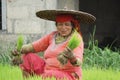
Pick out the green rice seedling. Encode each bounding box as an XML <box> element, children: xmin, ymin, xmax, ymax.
<box><xmin>15</xmin><ymin>35</ymin><xmax>24</xmax><ymax>57</ymax></box>
<box><xmin>11</xmin><ymin>35</ymin><xmax>24</xmax><ymax>65</ymax></box>
<box><xmin>16</xmin><ymin>35</ymin><xmax>24</xmax><ymax>52</ymax></box>
<box><xmin>0</xmin><ymin>64</ymin><xmax>23</xmax><ymax>80</ymax></box>
<box><xmin>67</xmin><ymin>30</ymin><xmax>81</xmax><ymax>50</ymax></box>
<box><xmin>0</xmin><ymin>64</ymin><xmax>66</xmax><ymax>80</ymax></box>
<box><xmin>0</xmin><ymin>64</ymin><xmax>120</xmax><ymax>80</ymax></box>
<box><xmin>83</xmin><ymin>67</ymin><xmax>120</xmax><ymax>80</ymax></box>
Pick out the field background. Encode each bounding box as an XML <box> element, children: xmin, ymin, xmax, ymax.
<box><xmin>0</xmin><ymin>32</ymin><xmax>120</xmax><ymax>80</ymax></box>
<box><xmin>0</xmin><ymin>64</ymin><xmax>120</xmax><ymax>80</ymax></box>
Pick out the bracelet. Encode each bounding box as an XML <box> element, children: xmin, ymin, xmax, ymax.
<box><xmin>70</xmin><ymin>56</ymin><xmax>77</xmax><ymax>64</ymax></box>
<box><xmin>62</xmin><ymin>53</ymin><xmax>69</xmax><ymax>58</ymax></box>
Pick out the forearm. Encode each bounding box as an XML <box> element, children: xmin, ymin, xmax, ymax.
<box><xmin>21</xmin><ymin>44</ymin><xmax>35</xmax><ymax>54</ymax></box>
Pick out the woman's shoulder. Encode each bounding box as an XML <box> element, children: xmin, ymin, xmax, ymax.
<box><xmin>45</xmin><ymin>31</ymin><xmax>58</xmax><ymax>39</ymax></box>
<box><xmin>46</xmin><ymin>31</ymin><xmax>58</xmax><ymax>37</ymax></box>
<box><xmin>49</xmin><ymin>31</ymin><xmax>58</xmax><ymax>35</ymax></box>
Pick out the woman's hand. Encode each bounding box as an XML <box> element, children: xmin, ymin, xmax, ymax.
<box><xmin>11</xmin><ymin>56</ymin><xmax>22</xmax><ymax>66</ymax></box>
<box><xmin>57</xmin><ymin>53</ymin><xmax>68</xmax><ymax>65</ymax></box>
<box><xmin>11</xmin><ymin>48</ymin><xmax>20</xmax><ymax>56</ymax></box>
<box><xmin>11</xmin><ymin>43</ymin><xmax>34</xmax><ymax>65</ymax></box>
<box><xmin>63</xmin><ymin>47</ymin><xmax>74</xmax><ymax>59</ymax></box>
<box><xmin>57</xmin><ymin>47</ymin><xmax>82</xmax><ymax>66</ymax></box>
<box><xmin>11</xmin><ymin>49</ymin><xmax>22</xmax><ymax>66</ymax></box>
<box><xmin>11</xmin><ymin>44</ymin><xmax>34</xmax><ymax>55</ymax></box>
<box><xmin>57</xmin><ymin>47</ymin><xmax>74</xmax><ymax>65</ymax></box>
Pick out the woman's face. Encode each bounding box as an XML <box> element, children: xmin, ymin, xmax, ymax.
<box><xmin>56</xmin><ymin>21</ymin><xmax>73</xmax><ymax>37</ymax></box>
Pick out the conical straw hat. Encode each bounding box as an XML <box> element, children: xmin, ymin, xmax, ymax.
<box><xmin>36</xmin><ymin>9</ymin><xmax>96</xmax><ymax>24</ymax></box>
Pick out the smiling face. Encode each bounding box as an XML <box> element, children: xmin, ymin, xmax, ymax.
<box><xmin>56</xmin><ymin>21</ymin><xmax>73</xmax><ymax>37</ymax></box>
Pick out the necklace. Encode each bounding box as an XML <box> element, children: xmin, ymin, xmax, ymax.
<box><xmin>55</xmin><ymin>30</ymin><xmax>74</xmax><ymax>44</ymax></box>
<box><xmin>55</xmin><ymin>34</ymin><xmax>68</xmax><ymax>44</ymax></box>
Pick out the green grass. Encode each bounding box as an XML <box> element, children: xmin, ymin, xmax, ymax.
<box><xmin>0</xmin><ymin>64</ymin><xmax>56</xmax><ymax>80</ymax></box>
<box><xmin>0</xmin><ymin>64</ymin><xmax>23</xmax><ymax>80</ymax></box>
<box><xmin>0</xmin><ymin>64</ymin><xmax>120</xmax><ymax>80</ymax></box>
<box><xmin>83</xmin><ymin>67</ymin><xmax>120</xmax><ymax>80</ymax></box>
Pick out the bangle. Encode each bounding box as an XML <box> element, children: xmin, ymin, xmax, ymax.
<box><xmin>62</xmin><ymin>52</ymin><xmax>69</xmax><ymax>58</ymax></box>
<box><xmin>70</xmin><ymin>56</ymin><xmax>77</xmax><ymax>64</ymax></box>
<box><xmin>71</xmin><ymin>58</ymin><xmax>82</xmax><ymax>66</ymax></box>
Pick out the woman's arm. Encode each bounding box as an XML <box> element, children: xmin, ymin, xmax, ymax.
<box><xmin>21</xmin><ymin>32</ymin><xmax>56</xmax><ymax>54</ymax></box>
<box><xmin>21</xmin><ymin>43</ymin><xmax>34</xmax><ymax>54</ymax></box>
<box><xmin>57</xmin><ymin>39</ymin><xmax>84</xmax><ymax>67</ymax></box>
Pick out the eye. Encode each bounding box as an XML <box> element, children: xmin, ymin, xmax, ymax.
<box><xmin>57</xmin><ymin>23</ymin><xmax>63</xmax><ymax>26</ymax></box>
<box><xmin>65</xmin><ymin>23</ymin><xmax>72</xmax><ymax>26</ymax></box>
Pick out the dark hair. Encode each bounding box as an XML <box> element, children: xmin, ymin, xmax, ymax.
<box><xmin>71</xmin><ymin>21</ymin><xmax>75</xmax><ymax>27</ymax></box>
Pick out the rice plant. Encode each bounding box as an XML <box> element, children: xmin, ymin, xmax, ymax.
<box><xmin>83</xmin><ymin>26</ymin><xmax>120</xmax><ymax>70</ymax></box>
<box><xmin>0</xmin><ymin>35</ymin><xmax>24</xmax><ymax>65</ymax></box>
<box><xmin>0</xmin><ymin>41</ymin><xmax>13</xmax><ymax>64</ymax></box>
<box><xmin>83</xmin><ymin>67</ymin><xmax>120</xmax><ymax>80</ymax></box>
<box><xmin>0</xmin><ymin>64</ymin><xmax>120</xmax><ymax>80</ymax></box>
<box><xmin>16</xmin><ymin>35</ymin><xmax>24</xmax><ymax>52</ymax></box>
<box><xmin>67</xmin><ymin>30</ymin><xmax>81</xmax><ymax>50</ymax></box>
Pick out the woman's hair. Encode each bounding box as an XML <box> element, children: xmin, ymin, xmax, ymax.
<box><xmin>71</xmin><ymin>21</ymin><xmax>75</xmax><ymax>27</ymax></box>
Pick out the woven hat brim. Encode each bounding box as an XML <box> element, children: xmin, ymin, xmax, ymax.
<box><xmin>36</xmin><ymin>10</ymin><xmax>96</xmax><ymax>24</ymax></box>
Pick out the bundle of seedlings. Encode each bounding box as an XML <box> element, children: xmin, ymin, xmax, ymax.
<box><xmin>16</xmin><ymin>35</ymin><xmax>24</xmax><ymax>52</ymax></box>
<box><xmin>67</xmin><ymin>30</ymin><xmax>81</xmax><ymax>50</ymax></box>
<box><xmin>11</xmin><ymin>35</ymin><xmax>24</xmax><ymax>66</ymax></box>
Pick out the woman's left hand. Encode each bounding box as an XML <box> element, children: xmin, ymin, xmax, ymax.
<box><xmin>57</xmin><ymin>53</ymin><xmax>68</xmax><ymax>65</ymax></box>
<box><xmin>62</xmin><ymin>47</ymin><xmax>74</xmax><ymax>59</ymax></box>
<box><xmin>57</xmin><ymin>47</ymin><xmax>74</xmax><ymax>65</ymax></box>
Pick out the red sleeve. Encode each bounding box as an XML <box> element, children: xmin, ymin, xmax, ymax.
<box><xmin>32</xmin><ymin>32</ymin><xmax>55</xmax><ymax>52</ymax></box>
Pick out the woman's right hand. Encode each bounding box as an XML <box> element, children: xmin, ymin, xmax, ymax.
<box><xmin>11</xmin><ymin>49</ymin><xmax>22</xmax><ymax>66</ymax></box>
<box><xmin>11</xmin><ymin>48</ymin><xmax>20</xmax><ymax>56</ymax></box>
<box><xmin>11</xmin><ymin>44</ymin><xmax>34</xmax><ymax>55</ymax></box>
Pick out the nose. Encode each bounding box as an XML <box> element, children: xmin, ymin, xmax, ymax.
<box><xmin>61</xmin><ymin>24</ymin><xmax>67</xmax><ymax>29</ymax></box>
<box><xmin>61</xmin><ymin>23</ymin><xmax>66</xmax><ymax>27</ymax></box>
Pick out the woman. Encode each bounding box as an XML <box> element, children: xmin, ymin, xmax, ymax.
<box><xmin>12</xmin><ymin>10</ymin><xmax>96</xmax><ymax>80</ymax></box>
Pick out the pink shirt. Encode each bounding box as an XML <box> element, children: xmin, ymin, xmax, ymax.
<box><xmin>32</xmin><ymin>31</ymin><xmax>84</xmax><ymax>74</ymax></box>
